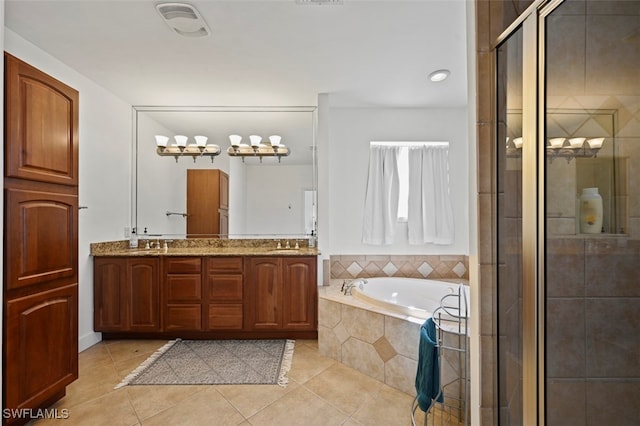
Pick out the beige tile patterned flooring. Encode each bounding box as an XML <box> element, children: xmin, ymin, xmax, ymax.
<box><xmin>30</xmin><ymin>339</ymin><xmax>432</xmax><ymax>426</ymax></box>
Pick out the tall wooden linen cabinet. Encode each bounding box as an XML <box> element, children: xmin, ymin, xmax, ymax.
<box><xmin>186</xmin><ymin>169</ymin><xmax>229</xmax><ymax>237</ymax></box>
<box><xmin>3</xmin><ymin>53</ymin><xmax>79</xmax><ymax>422</ymax></box>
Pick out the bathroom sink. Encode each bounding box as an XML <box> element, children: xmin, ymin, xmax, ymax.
<box><xmin>264</xmin><ymin>249</ymin><xmax>301</xmax><ymax>254</ymax></box>
<box><xmin>127</xmin><ymin>250</ymin><xmax>157</xmax><ymax>255</ymax></box>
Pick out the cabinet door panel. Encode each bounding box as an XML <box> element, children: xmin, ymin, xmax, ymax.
<box><xmin>208</xmin><ymin>275</ymin><xmax>243</xmax><ymax>301</ymax></box>
<box><xmin>5</xmin><ymin>53</ymin><xmax>79</xmax><ymax>185</ymax></box>
<box><xmin>4</xmin><ymin>284</ymin><xmax>78</xmax><ymax>410</ymax></box>
<box><xmin>282</xmin><ymin>258</ymin><xmax>317</xmax><ymax>330</ymax></box>
<box><xmin>165</xmin><ymin>305</ymin><xmax>202</xmax><ymax>330</ymax></box>
<box><xmin>207</xmin><ymin>257</ymin><xmax>242</xmax><ymax>273</ymax></box>
<box><xmin>166</xmin><ymin>275</ymin><xmax>202</xmax><ymax>302</ymax></box>
<box><xmin>246</xmin><ymin>258</ymin><xmax>281</xmax><ymax>329</ymax></box>
<box><xmin>93</xmin><ymin>258</ymin><xmax>126</xmax><ymax>331</ymax></box>
<box><xmin>208</xmin><ymin>304</ymin><xmax>243</xmax><ymax>330</ymax></box>
<box><xmin>165</xmin><ymin>257</ymin><xmax>201</xmax><ymax>274</ymax></box>
<box><xmin>5</xmin><ymin>188</ymin><xmax>78</xmax><ymax>291</ymax></box>
<box><xmin>127</xmin><ymin>259</ymin><xmax>159</xmax><ymax>331</ymax></box>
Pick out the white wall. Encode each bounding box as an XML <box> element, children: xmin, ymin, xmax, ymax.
<box><xmin>5</xmin><ymin>29</ymin><xmax>133</xmax><ymax>351</ymax></box>
<box><xmin>323</xmin><ymin>105</ymin><xmax>469</xmax><ymax>255</ymax></box>
<box><xmin>243</xmin><ymin>164</ymin><xmax>313</xmax><ymax>236</ymax></box>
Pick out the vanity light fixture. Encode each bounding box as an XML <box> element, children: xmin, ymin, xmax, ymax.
<box><xmin>155</xmin><ymin>134</ymin><xmax>221</xmax><ymax>163</ymax></box>
<box><xmin>226</xmin><ymin>134</ymin><xmax>290</xmax><ymax>163</ymax></box>
<box><xmin>506</xmin><ymin>136</ymin><xmax>606</xmax><ymax>162</ymax></box>
<box><xmin>428</xmin><ymin>69</ymin><xmax>450</xmax><ymax>82</ymax></box>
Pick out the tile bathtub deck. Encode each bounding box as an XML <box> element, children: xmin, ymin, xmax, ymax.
<box><xmin>29</xmin><ymin>339</ymin><xmax>430</xmax><ymax>426</ymax></box>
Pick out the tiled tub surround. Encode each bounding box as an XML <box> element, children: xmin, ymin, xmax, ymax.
<box><xmin>319</xmin><ymin>281</ymin><xmax>469</xmax><ymax>405</ymax></box>
<box><xmin>330</xmin><ymin>255</ymin><xmax>469</xmax><ymax>281</ymax></box>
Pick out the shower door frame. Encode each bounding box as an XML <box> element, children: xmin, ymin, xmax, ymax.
<box><xmin>494</xmin><ymin>0</ymin><xmax>565</xmax><ymax>424</ymax></box>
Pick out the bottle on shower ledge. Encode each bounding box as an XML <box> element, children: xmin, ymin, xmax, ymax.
<box><xmin>579</xmin><ymin>187</ymin><xmax>603</xmax><ymax>234</ymax></box>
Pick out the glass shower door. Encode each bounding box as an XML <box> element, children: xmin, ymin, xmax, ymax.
<box><xmin>496</xmin><ymin>23</ymin><xmax>524</xmax><ymax>426</ymax></box>
<box><xmin>543</xmin><ymin>0</ymin><xmax>640</xmax><ymax>424</ymax></box>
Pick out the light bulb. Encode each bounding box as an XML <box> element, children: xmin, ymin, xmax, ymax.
<box><xmin>587</xmin><ymin>138</ymin><xmax>604</xmax><ymax>149</ymax></box>
<box><xmin>269</xmin><ymin>135</ymin><xmax>282</xmax><ymax>146</ymax></box>
<box><xmin>194</xmin><ymin>135</ymin><xmax>208</xmax><ymax>147</ymax></box>
<box><xmin>549</xmin><ymin>137</ymin><xmax>565</xmax><ymax>148</ymax></box>
<box><xmin>174</xmin><ymin>135</ymin><xmax>188</xmax><ymax>147</ymax></box>
<box><xmin>155</xmin><ymin>135</ymin><xmax>169</xmax><ymax>147</ymax></box>
<box><xmin>249</xmin><ymin>135</ymin><xmax>262</xmax><ymax>147</ymax></box>
<box><xmin>568</xmin><ymin>137</ymin><xmax>586</xmax><ymax>148</ymax></box>
<box><xmin>229</xmin><ymin>134</ymin><xmax>242</xmax><ymax>147</ymax></box>
<box><xmin>513</xmin><ymin>137</ymin><xmax>523</xmax><ymax>148</ymax></box>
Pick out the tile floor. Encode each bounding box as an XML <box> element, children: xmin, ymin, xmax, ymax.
<box><xmin>30</xmin><ymin>339</ymin><xmax>436</xmax><ymax>426</ymax></box>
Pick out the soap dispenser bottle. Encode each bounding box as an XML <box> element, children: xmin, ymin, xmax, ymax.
<box><xmin>308</xmin><ymin>230</ymin><xmax>316</xmax><ymax>248</ymax></box>
<box><xmin>129</xmin><ymin>227</ymin><xmax>138</xmax><ymax>249</ymax></box>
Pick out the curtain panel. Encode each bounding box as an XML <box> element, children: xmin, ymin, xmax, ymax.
<box><xmin>407</xmin><ymin>144</ymin><xmax>454</xmax><ymax>245</ymax></box>
<box><xmin>362</xmin><ymin>145</ymin><xmax>400</xmax><ymax>244</ymax></box>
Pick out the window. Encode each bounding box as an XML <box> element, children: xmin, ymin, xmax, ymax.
<box><xmin>364</xmin><ymin>141</ymin><xmax>453</xmax><ymax>245</ymax></box>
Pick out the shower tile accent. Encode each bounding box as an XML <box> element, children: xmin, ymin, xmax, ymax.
<box><xmin>330</xmin><ymin>255</ymin><xmax>469</xmax><ymax>280</ymax></box>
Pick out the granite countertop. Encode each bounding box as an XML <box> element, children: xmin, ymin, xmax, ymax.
<box><xmin>90</xmin><ymin>238</ymin><xmax>320</xmax><ymax>257</ymax></box>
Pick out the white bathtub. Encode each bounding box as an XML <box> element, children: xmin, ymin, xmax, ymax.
<box><xmin>351</xmin><ymin>277</ymin><xmax>470</xmax><ymax>320</ymax></box>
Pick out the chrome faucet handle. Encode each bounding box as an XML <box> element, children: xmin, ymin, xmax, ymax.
<box><xmin>285</xmin><ymin>240</ymin><xmax>291</xmax><ymax>249</ymax></box>
<box><xmin>294</xmin><ymin>240</ymin><xmax>300</xmax><ymax>249</ymax></box>
<box><xmin>144</xmin><ymin>240</ymin><xmax>151</xmax><ymax>250</ymax></box>
<box><xmin>276</xmin><ymin>240</ymin><xmax>282</xmax><ymax>249</ymax></box>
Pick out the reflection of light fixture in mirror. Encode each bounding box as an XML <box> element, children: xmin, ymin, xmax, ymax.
<box><xmin>513</xmin><ymin>137</ymin><xmax>523</xmax><ymax>148</ymax></box>
<box><xmin>546</xmin><ymin>136</ymin><xmax>605</xmax><ymax>163</ymax></box>
<box><xmin>227</xmin><ymin>134</ymin><xmax>291</xmax><ymax>163</ymax></box>
<box><xmin>506</xmin><ymin>136</ymin><xmax>606</xmax><ymax>162</ymax></box>
<box><xmin>155</xmin><ymin>134</ymin><xmax>221</xmax><ymax>163</ymax></box>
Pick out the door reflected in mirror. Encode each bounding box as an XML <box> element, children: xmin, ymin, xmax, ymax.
<box><xmin>134</xmin><ymin>106</ymin><xmax>317</xmax><ymax>238</ymax></box>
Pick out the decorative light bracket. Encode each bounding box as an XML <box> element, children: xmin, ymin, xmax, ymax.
<box><xmin>155</xmin><ymin>135</ymin><xmax>221</xmax><ymax>162</ymax></box>
<box><xmin>156</xmin><ymin>145</ymin><xmax>222</xmax><ymax>163</ymax></box>
<box><xmin>226</xmin><ymin>135</ymin><xmax>291</xmax><ymax>163</ymax></box>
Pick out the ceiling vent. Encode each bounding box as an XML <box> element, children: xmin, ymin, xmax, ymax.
<box><xmin>296</xmin><ymin>0</ymin><xmax>344</xmax><ymax>5</ymax></box>
<box><xmin>156</xmin><ymin>3</ymin><xmax>210</xmax><ymax>37</ymax></box>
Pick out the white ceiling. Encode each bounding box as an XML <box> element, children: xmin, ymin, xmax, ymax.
<box><xmin>5</xmin><ymin>0</ymin><xmax>469</xmax><ymax>108</ymax></box>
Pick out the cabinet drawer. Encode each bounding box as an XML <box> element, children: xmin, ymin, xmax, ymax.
<box><xmin>165</xmin><ymin>257</ymin><xmax>201</xmax><ymax>274</ymax></box>
<box><xmin>207</xmin><ymin>257</ymin><xmax>243</xmax><ymax>273</ymax></box>
<box><xmin>165</xmin><ymin>305</ymin><xmax>202</xmax><ymax>330</ymax></box>
<box><xmin>208</xmin><ymin>304</ymin><xmax>243</xmax><ymax>330</ymax></box>
<box><xmin>207</xmin><ymin>275</ymin><xmax>243</xmax><ymax>301</ymax></box>
<box><xmin>166</xmin><ymin>275</ymin><xmax>202</xmax><ymax>302</ymax></box>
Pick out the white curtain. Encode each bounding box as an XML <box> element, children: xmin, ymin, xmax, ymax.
<box><xmin>362</xmin><ymin>145</ymin><xmax>400</xmax><ymax>245</ymax></box>
<box><xmin>407</xmin><ymin>144</ymin><xmax>454</xmax><ymax>245</ymax></box>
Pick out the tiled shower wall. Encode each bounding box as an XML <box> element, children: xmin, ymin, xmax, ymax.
<box><xmin>546</xmin><ymin>236</ymin><xmax>640</xmax><ymax>423</ymax></box>
<box><xmin>329</xmin><ymin>255</ymin><xmax>469</xmax><ymax>281</ymax></box>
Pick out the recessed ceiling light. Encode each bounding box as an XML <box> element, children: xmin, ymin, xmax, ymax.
<box><xmin>429</xmin><ymin>69</ymin><xmax>450</xmax><ymax>82</ymax></box>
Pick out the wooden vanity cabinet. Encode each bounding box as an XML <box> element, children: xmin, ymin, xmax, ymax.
<box><xmin>94</xmin><ymin>257</ymin><xmax>160</xmax><ymax>332</ymax></box>
<box><xmin>94</xmin><ymin>254</ymin><xmax>317</xmax><ymax>338</ymax></box>
<box><xmin>245</xmin><ymin>256</ymin><xmax>317</xmax><ymax>332</ymax></box>
<box><xmin>163</xmin><ymin>257</ymin><xmax>203</xmax><ymax>331</ymax></box>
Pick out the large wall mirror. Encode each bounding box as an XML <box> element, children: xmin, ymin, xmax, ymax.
<box><xmin>133</xmin><ymin>106</ymin><xmax>317</xmax><ymax>239</ymax></box>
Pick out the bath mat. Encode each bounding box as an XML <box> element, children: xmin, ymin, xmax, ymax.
<box><xmin>115</xmin><ymin>339</ymin><xmax>294</xmax><ymax>389</ymax></box>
